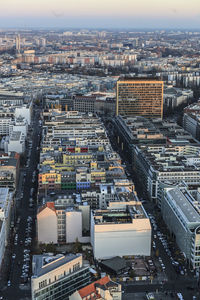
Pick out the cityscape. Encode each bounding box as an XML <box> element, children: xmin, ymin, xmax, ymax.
<box><xmin>0</xmin><ymin>2</ymin><xmax>200</xmax><ymax>300</ymax></box>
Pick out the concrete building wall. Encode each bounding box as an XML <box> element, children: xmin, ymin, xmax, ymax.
<box><xmin>7</xmin><ymin>137</ymin><xmax>25</xmax><ymax>154</ymax></box>
<box><xmin>69</xmin><ymin>291</ymin><xmax>82</xmax><ymax>300</ymax></box>
<box><xmin>66</xmin><ymin>211</ymin><xmax>82</xmax><ymax>243</ymax></box>
<box><xmin>78</xmin><ymin>205</ymin><xmax>90</xmax><ymax>231</ymax></box>
<box><xmin>92</xmin><ymin>219</ymin><xmax>151</xmax><ymax>259</ymax></box>
<box><xmin>37</xmin><ymin>207</ymin><xmax>58</xmax><ymax>244</ymax></box>
<box><xmin>10</xmin><ymin>123</ymin><xmax>28</xmax><ymax>137</ymax></box>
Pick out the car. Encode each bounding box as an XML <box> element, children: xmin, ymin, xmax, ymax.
<box><xmin>146</xmin><ymin>293</ymin><xmax>155</xmax><ymax>300</ymax></box>
<box><xmin>12</xmin><ymin>253</ymin><xmax>16</xmax><ymax>259</ymax></box>
<box><xmin>24</xmin><ymin>249</ymin><xmax>30</xmax><ymax>253</ymax></box>
<box><xmin>7</xmin><ymin>280</ymin><xmax>11</xmax><ymax>287</ymax></box>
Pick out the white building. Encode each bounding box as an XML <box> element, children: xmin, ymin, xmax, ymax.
<box><xmin>9</xmin><ymin>117</ymin><xmax>28</xmax><ymax>137</ymax></box>
<box><xmin>162</xmin><ymin>186</ymin><xmax>200</xmax><ymax>269</ymax></box>
<box><xmin>0</xmin><ymin>188</ymin><xmax>13</xmax><ymax>268</ymax></box>
<box><xmin>91</xmin><ymin>201</ymin><xmax>151</xmax><ymax>259</ymax></box>
<box><xmin>31</xmin><ymin>253</ymin><xmax>90</xmax><ymax>300</ymax></box>
<box><xmin>7</xmin><ymin>131</ymin><xmax>25</xmax><ymax>154</ymax></box>
<box><xmin>37</xmin><ymin>202</ymin><xmax>58</xmax><ymax>244</ymax></box>
<box><xmin>0</xmin><ymin>118</ymin><xmax>12</xmax><ymax>135</ymax></box>
<box><xmin>15</xmin><ymin>104</ymin><xmax>32</xmax><ymax>125</ymax></box>
<box><xmin>37</xmin><ymin>202</ymin><xmax>90</xmax><ymax>244</ymax></box>
<box><xmin>66</xmin><ymin>209</ymin><xmax>82</xmax><ymax>243</ymax></box>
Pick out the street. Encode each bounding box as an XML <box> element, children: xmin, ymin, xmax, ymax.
<box><xmin>0</xmin><ymin>106</ymin><xmax>42</xmax><ymax>300</ymax></box>
<box><xmin>105</xmin><ymin>121</ymin><xmax>200</xmax><ymax>300</ymax></box>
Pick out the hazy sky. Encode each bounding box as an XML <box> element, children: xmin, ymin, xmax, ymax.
<box><xmin>0</xmin><ymin>0</ymin><xmax>200</xmax><ymax>28</ymax></box>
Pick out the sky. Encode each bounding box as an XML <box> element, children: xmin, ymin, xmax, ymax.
<box><xmin>0</xmin><ymin>0</ymin><xmax>200</xmax><ymax>29</ymax></box>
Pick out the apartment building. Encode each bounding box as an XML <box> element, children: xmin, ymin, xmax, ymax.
<box><xmin>114</xmin><ymin>115</ymin><xmax>200</xmax><ymax>165</ymax></box>
<box><xmin>73</xmin><ymin>95</ymin><xmax>96</xmax><ymax>113</ymax></box>
<box><xmin>113</xmin><ymin>115</ymin><xmax>166</xmax><ymax>164</ymax></box>
<box><xmin>37</xmin><ymin>178</ymin><xmax>138</xmax><ymax>245</ymax></box>
<box><xmin>133</xmin><ymin>144</ymin><xmax>200</xmax><ymax>205</ymax></box>
<box><xmin>69</xmin><ymin>276</ymin><xmax>122</xmax><ymax>300</ymax></box>
<box><xmin>37</xmin><ymin>111</ymin><xmax>148</xmax><ymax>253</ymax></box>
<box><xmin>81</xmin><ymin>179</ymin><xmax>137</xmax><ymax>209</ymax></box>
<box><xmin>0</xmin><ymin>171</ymin><xmax>15</xmax><ymax>190</ymax></box>
<box><xmin>31</xmin><ymin>253</ymin><xmax>90</xmax><ymax>300</ymax></box>
<box><xmin>0</xmin><ymin>152</ymin><xmax>20</xmax><ymax>190</ymax></box>
<box><xmin>37</xmin><ymin>201</ymin><xmax>90</xmax><ymax>244</ymax></box>
<box><xmin>0</xmin><ymin>118</ymin><xmax>12</xmax><ymax>135</ymax></box>
<box><xmin>38</xmin><ymin>111</ymin><xmax>124</xmax><ymax>196</ymax></box>
<box><xmin>0</xmin><ymin>92</ymin><xmax>24</xmax><ymax>106</ymax></box>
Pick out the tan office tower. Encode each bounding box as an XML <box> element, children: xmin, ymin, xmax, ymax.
<box><xmin>16</xmin><ymin>34</ymin><xmax>20</xmax><ymax>54</ymax></box>
<box><xmin>116</xmin><ymin>78</ymin><xmax>163</xmax><ymax>119</ymax></box>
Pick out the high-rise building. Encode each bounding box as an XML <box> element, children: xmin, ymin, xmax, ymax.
<box><xmin>16</xmin><ymin>34</ymin><xmax>20</xmax><ymax>54</ymax></box>
<box><xmin>116</xmin><ymin>77</ymin><xmax>163</xmax><ymax>119</ymax></box>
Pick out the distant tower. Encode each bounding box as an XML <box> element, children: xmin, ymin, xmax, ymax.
<box><xmin>16</xmin><ymin>34</ymin><xmax>20</xmax><ymax>54</ymax></box>
<box><xmin>41</xmin><ymin>38</ymin><xmax>46</xmax><ymax>48</ymax></box>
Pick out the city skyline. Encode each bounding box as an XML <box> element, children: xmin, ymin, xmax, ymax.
<box><xmin>0</xmin><ymin>0</ymin><xmax>200</xmax><ymax>28</ymax></box>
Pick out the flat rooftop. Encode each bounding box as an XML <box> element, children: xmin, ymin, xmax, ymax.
<box><xmin>32</xmin><ymin>253</ymin><xmax>81</xmax><ymax>278</ymax></box>
<box><xmin>167</xmin><ymin>188</ymin><xmax>200</xmax><ymax>224</ymax></box>
<box><xmin>93</xmin><ymin>204</ymin><xmax>146</xmax><ymax>224</ymax></box>
<box><xmin>10</xmin><ymin>131</ymin><xmax>22</xmax><ymax>141</ymax></box>
<box><xmin>118</xmin><ymin>77</ymin><xmax>161</xmax><ymax>81</ymax></box>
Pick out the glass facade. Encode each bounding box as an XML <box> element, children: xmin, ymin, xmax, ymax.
<box><xmin>33</xmin><ymin>267</ymin><xmax>90</xmax><ymax>300</ymax></box>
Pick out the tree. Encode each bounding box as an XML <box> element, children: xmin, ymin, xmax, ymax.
<box><xmin>46</xmin><ymin>243</ymin><xmax>56</xmax><ymax>253</ymax></box>
<box><xmin>35</xmin><ymin>99</ymin><xmax>40</xmax><ymax>106</ymax></box>
<box><xmin>129</xmin><ymin>270</ymin><xmax>136</xmax><ymax>278</ymax></box>
<box><xmin>73</xmin><ymin>238</ymin><xmax>82</xmax><ymax>253</ymax></box>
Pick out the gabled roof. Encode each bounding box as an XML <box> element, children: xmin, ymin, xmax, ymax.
<box><xmin>37</xmin><ymin>202</ymin><xmax>56</xmax><ymax>215</ymax></box>
<box><xmin>78</xmin><ymin>276</ymin><xmax>111</xmax><ymax>298</ymax></box>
